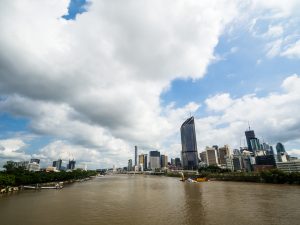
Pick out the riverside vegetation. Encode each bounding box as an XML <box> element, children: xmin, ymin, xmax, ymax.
<box><xmin>0</xmin><ymin>163</ymin><xmax>97</xmax><ymax>188</ymax></box>
<box><xmin>167</xmin><ymin>165</ymin><xmax>300</xmax><ymax>185</ymax></box>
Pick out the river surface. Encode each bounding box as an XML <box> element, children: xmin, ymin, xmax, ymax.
<box><xmin>0</xmin><ymin>175</ymin><xmax>299</xmax><ymax>225</ymax></box>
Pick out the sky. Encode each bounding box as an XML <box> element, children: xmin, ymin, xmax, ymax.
<box><xmin>1</xmin><ymin>0</ymin><xmax>300</xmax><ymax>169</ymax></box>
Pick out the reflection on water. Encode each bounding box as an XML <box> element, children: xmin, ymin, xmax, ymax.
<box><xmin>0</xmin><ymin>175</ymin><xmax>299</xmax><ymax>225</ymax></box>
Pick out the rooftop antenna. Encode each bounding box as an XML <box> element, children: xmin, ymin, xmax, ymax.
<box><xmin>248</xmin><ymin>121</ymin><xmax>251</xmax><ymax>130</ymax></box>
<box><xmin>189</xmin><ymin>111</ymin><xmax>192</xmax><ymax>118</ymax></box>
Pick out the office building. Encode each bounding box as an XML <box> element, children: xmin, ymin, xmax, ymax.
<box><xmin>250</xmin><ymin>138</ymin><xmax>261</xmax><ymax>152</ymax></box>
<box><xmin>135</xmin><ymin>146</ymin><xmax>138</xmax><ymax>166</ymax></box>
<box><xmin>160</xmin><ymin>155</ymin><xmax>168</xmax><ymax>168</ymax></box>
<box><xmin>30</xmin><ymin>159</ymin><xmax>40</xmax><ymax>164</ymax></box>
<box><xmin>138</xmin><ymin>154</ymin><xmax>148</xmax><ymax>171</ymax></box>
<box><xmin>180</xmin><ymin>117</ymin><xmax>199</xmax><ymax>170</ymax></box>
<box><xmin>245</xmin><ymin>128</ymin><xmax>256</xmax><ymax>152</ymax></box>
<box><xmin>67</xmin><ymin>160</ymin><xmax>76</xmax><ymax>170</ymax></box>
<box><xmin>276</xmin><ymin>142</ymin><xmax>286</xmax><ymax>154</ymax></box>
<box><xmin>171</xmin><ymin>158</ymin><xmax>175</xmax><ymax>166</ymax></box>
<box><xmin>149</xmin><ymin>150</ymin><xmax>161</xmax><ymax>170</ymax></box>
<box><xmin>255</xmin><ymin>155</ymin><xmax>276</xmax><ymax>166</ymax></box>
<box><xmin>128</xmin><ymin>159</ymin><xmax>133</xmax><ymax>171</ymax></box>
<box><xmin>275</xmin><ymin>143</ymin><xmax>289</xmax><ymax>162</ymax></box>
<box><xmin>199</xmin><ymin>151</ymin><xmax>207</xmax><ymax>164</ymax></box>
<box><xmin>139</xmin><ymin>154</ymin><xmax>144</xmax><ymax>168</ymax></box>
<box><xmin>205</xmin><ymin>147</ymin><xmax>218</xmax><ymax>166</ymax></box>
<box><xmin>218</xmin><ymin>145</ymin><xmax>230</xmax><ymax>165</ymax></box>
<box><xmin>27</xmin><ymin>162</ymin><xmax>40</xmax><ymax>172</ymax></box>
<box><xmin>276</xmin><ymin>160</ymin><xmax>300</xmax><ymax>173</ymax></box>
<box><xmin>52</xmin><ymin>159</ymin><xmax>62</xmax><ymax>171</ymax></box>
<box><xmin>174</xmin><ymin>158</ymin><xmax>181</xmax><ymax>168</ymax></box>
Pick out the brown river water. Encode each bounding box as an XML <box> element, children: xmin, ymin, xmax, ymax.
<box><xmin>0</xmin><ymin>175</ymin><xmax>299</xmax><ymax>225</ymax></box>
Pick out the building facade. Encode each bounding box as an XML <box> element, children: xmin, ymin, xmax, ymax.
<box><xmin>205</xmin><ymin>147</ymin><xmax>219</xmax><ymax>166</ymax></box>
<box><xmin>128</xmin><ymin>159</ymin><xmax>133</xmax><ymax>171</ymax></box>
<box><xmin>149</xmin><ymin>151</ymin><xmax>161</xmax><ymax>170</ymax></box>
<box><xmin>134</xmin><ymin>146</ymin><xmax>138</xmax><ymax>166</ymax></box>
<box><xmin>160</xmin><ymin>155</ymin><xmax>168</xmax><ymax>168</ymax></box>
<box><xmin>245</xmin><ymin>129</ymin><xmax>256</xmax><ymax>152</ymax></box>
<box><xmin>276</xmin><ymin>160</ymin><xmax>300</xmax><ymax>173</ymax></box>
<box><xmin>180</xmin><ymin>117</ymin><xmax>199</xmax><ymax>170</ymax></box>
<box><xmin>52</xmin><ymin>159</ymin><xmax>62</xmax><ymax>171</ymax></box>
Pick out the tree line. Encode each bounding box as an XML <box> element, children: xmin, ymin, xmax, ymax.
<box><xmin>197</xmin><ymin>165</ymin><xmax>300</xmax><ymax>184</ymax></box>
<box><xmin>0</xmin><ymin>164</ymin><xmax>97</xmax><ymax>188</ymax></box>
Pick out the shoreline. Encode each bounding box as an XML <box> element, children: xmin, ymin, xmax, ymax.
<box><xmin>0</xmin><ymin>176</ymin><xmax>95</xmax><ymax>195</ymax></box>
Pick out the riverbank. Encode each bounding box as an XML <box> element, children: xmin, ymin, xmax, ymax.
<box><xmin>166</xmin><ymin>169</ymin><xmax>300</xmax><ymax>184</ymax></box>
<box><xmin>0</xmin><ymin>170</ymin><xmax>97</xmax><ymax>194</ymax></box>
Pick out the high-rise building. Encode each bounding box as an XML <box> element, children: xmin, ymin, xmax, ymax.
<box><xmin>180</xmin><ymin>117</ymin><xmax>199</xmax><ymax>170</ymax></box>
<box><xmin>30</xmin><ymin>159</ymin><xmax>40</xmax><ymax>164</ymax></box>
<box><xmin>205</xmin><ymin>147</ymin><xmax>218</xmax><ymax>166</ymax></box>
<box><xmin>149</xmin><ymin>150</ymin><xmax>160</xmax><ymax>170</ymax></box>
<box><xmin>199</xmin><ymin>151</ymin><xmax>207</xmax><ymax>165</ymax></box>
<box><xmin>218</xmin><ymin>145</ymin><xmax>230</xmax><ymax>165</ymax></box>
<box><xmin>52</xmin><ymin>159</ymin><xmax>62</xmax><ymax>170</ymax></box>
<box><xmin>160</xmin><ymin>155</ymin><xmax>168</xmax><ymax>168</ymax></box>
<box><xmin>174</xmin><ymin>158</ymin><xmax>181</xmax><ymax>168</ymax></box>
<box><xmin>250</xmin><ymin>138</ymin><xmax>261</xmax><ymax>151</ymax></box>
<box><xmin>276</xmin><ymin>160</ymin><xmax>300</xmax><ymax>173</ymax></box>
<box><xmin>276</xmin><ymin>142</ymin><xmax>289</xmax><ymax>162</ymax></box>
<box><xmin>67</xmin><ymin>160</ymin><xmax>76</xmax><ymax>170</ymax></box>
<box><xmin>135</xmin><ymin>146</ymin><xmax>138</xmax><ymax>166</ymax></box>
<box><xmin>138</xmin><ymin>154</ymin><xmax>148</xmax><ymax>171</ymax></box>
<box><xmin>128</xmin><ymin>159</ymin><xmax>133</xmax><ymax>171</ymax></box>
<box><xmin>27</xmin><ymin>162</ymin><xmax>40</xmax><ymax>172</ymax></box>
<box><xmin>171</xmin><ymin>158</ymin><xmax>175</xmax><ymax>166</ymax></box>
<box><xmin>255</xmin><ymin>155</ymin><xmax>276</xmax><ymax>166</ymax></box>
<box><xmin>245</xmin><ymin>128</ymin><xmax>256</xmax><ymax>152</ymax></box>
<box><xmin>276</xmin><ymin>142</ymin><xmax>286</xmax><ymax>154</ymax></box>
<box><xmin>139</xmin><ymin>154</ymin><xmax>144</xmax><ymax>167</ymax></box>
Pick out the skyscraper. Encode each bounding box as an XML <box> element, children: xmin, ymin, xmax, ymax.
<box><xmin>134</xmin><ymin>146</ymin><xmax>138</xmax><ymax>166</ymax></box>
<box><xmin>245</xmin><ymin>128</ymin><xmax>256</xmax><ymax>152</ymax></box>
<box><xmin>149</xmin><ymin>150</ymin><xmax>160</xmax><ymax>170</ymax></box>
<box><xmin>30</xmin><ymin>158</ymin><xmax>40</xmax><ymax>164</ymax></box>
<box><xmin>67</xmin><ymin>160</ymin><xmax>76</xmax><ymax>170</ymax></box>
<box><xmin>276</xmin><ymin>142</ymin><xmax>286</xmax><ymax>154</ymax></box>
<box><xmin>160</xmin><ymin>155</ymin><xmax>168</xmax><ymax>168</ymax></box>
<box><xmin>205</xmin><ymin>147</ymin><xmax>219</xmax><ymax>166</ymax></box>
<box><xmin>218</xmin><ymin>145</ymin><xmax>230</xmax><ymax>165</ymax></box>
<box><xmin>52</xmin><ymin>159</ymin><xmax>62</xmax><ymax>170</ymax></box>
<box><xmin>128</xmin><ymin>159</ymin><xmax>133</xmax><ymax>171</ymax></box>
<box><xmin>180</xmin><ymin>117</ymin><xmax>199</xmax><ymax>170</ymax></box>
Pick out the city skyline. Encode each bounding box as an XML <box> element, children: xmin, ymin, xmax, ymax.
<box><xmin>1</xmin><ymin>0</ymin><xmax>300</xmax><ymax>169</ymax></box>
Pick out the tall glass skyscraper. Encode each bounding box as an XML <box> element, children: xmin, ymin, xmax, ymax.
<box><xmin>180</xmin><ymin>117</ymin><xmax>199</xmax><ymax>170</ymax></box>
<box><xmin>245</xmin><ymin>129</ymin><xmax>256</xmax><ymax>152</ymax></box>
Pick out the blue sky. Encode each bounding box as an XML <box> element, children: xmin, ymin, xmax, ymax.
<box><xmin>1</xmin><ymin>0</ymin><xmax>300</xmax><ymax>168</ymax></box>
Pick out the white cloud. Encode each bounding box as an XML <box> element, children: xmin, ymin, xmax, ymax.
<box><xmin>265</xmin><ymin>39</ymin><xmax>283</xmax><ymax>58</ymax></box>
<box><xmin>205</xmin><ymin>93</ymin><xmax>233</xmax><ymax>112</ymax></box>
<box><xmin>0</xmin><ymin>138</ymin><xmax>31</xmax><ymax>168</ymax></box>
<box><xmin>264</xmin><ymin>25</ymin><xmax>284</xmax><ymax>38</ymax></box>
<box><xmin>0</xmin><ymin>1</ymin><xmax>300</xmax><ymax>167</ymax></box>
<box><xmin>281</xmin><ymin>40</ymin><xmax>300</xmax><ymax>58</ymax></box>
<box><xmin>195</xmin><ymin>74</ymin><xmax>300</xmax><ymax>153</ymax></box>
<box><xmin>0</xmin><ymin>0</ymin><xmax>240</xmax><ymax>167</ymax></box>
<box><xmin>287</xmin><ymin>149</ymin><xmax>300</xmax><ymax>158</ymax></box>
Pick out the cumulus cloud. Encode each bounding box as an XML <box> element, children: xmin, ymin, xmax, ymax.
<box><xmin>0</xmin><ymin>0</ymin><xmax>239</xmax><ymax>167</ymax></box>
<box><xmin>0</xmin><ymin>1</ymin><xmax>300</xmax><ymax>167</ymax></box>
<box><xmin>195</xmin><ymin>74</ymin><xmax>300</xmax><ymax>157</ymax></box>
<box><xmin>0</xmin><ymin>138</ymin><xmax>31</xmax><ymax>168</ymax></box>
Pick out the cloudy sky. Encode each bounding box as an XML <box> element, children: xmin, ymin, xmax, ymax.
<box><xmin>1</xmin><ymin>0</ymin><xmax>300</xmax><ymax>169</ymax></box>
